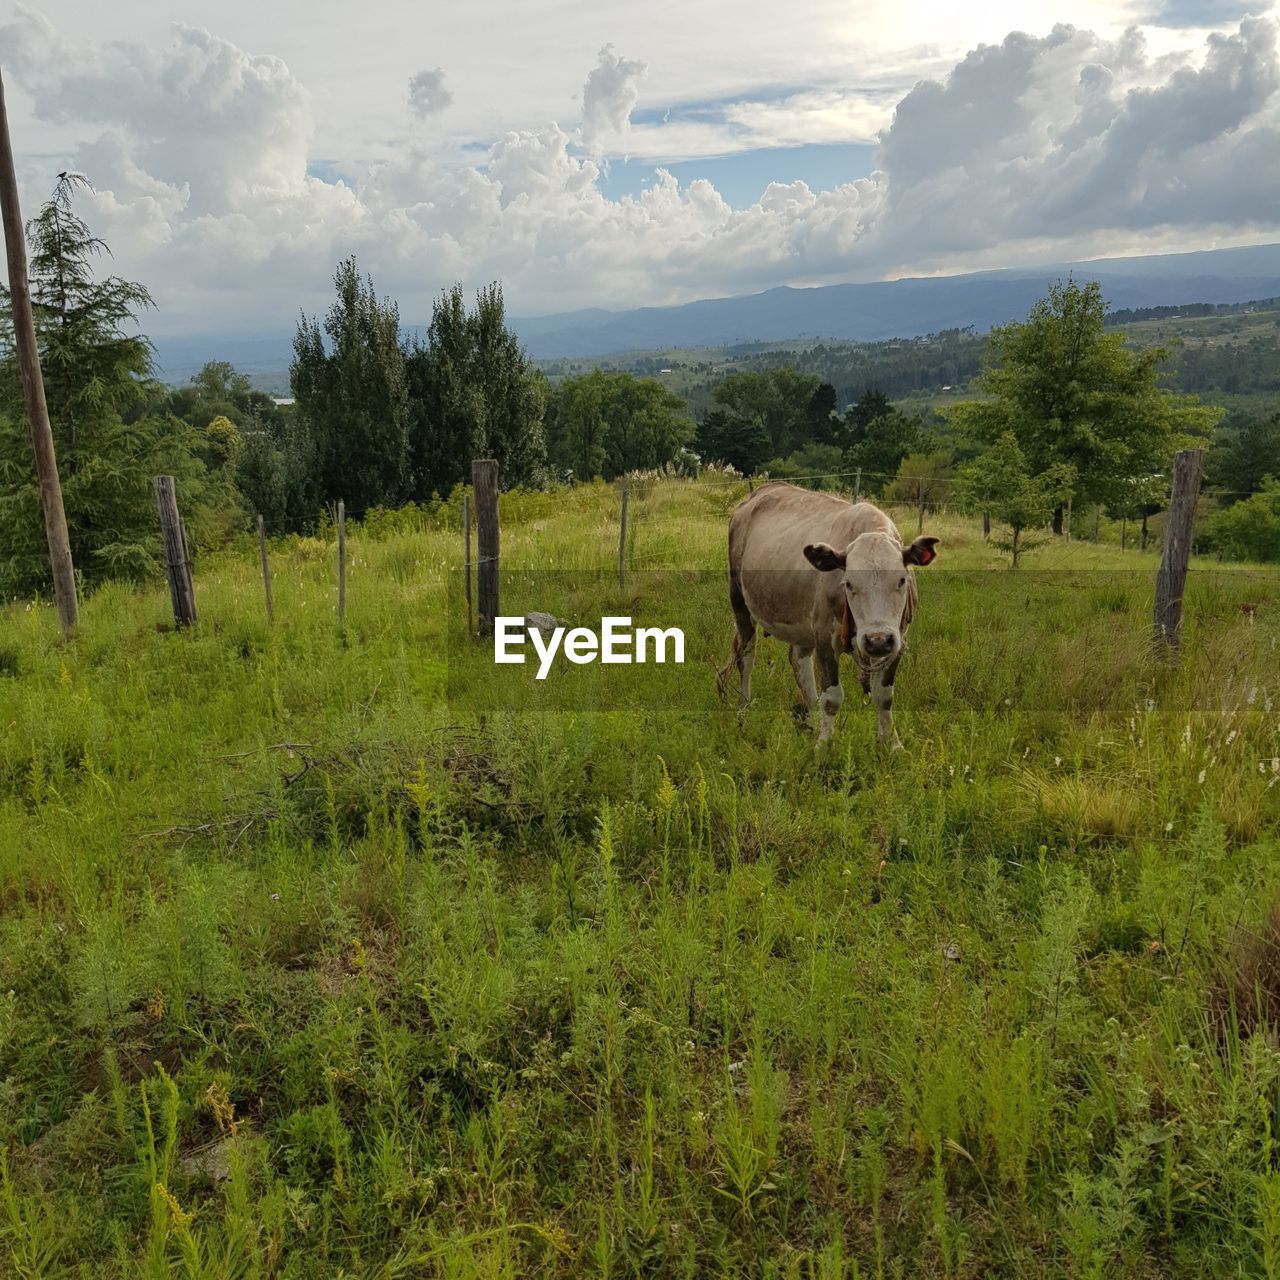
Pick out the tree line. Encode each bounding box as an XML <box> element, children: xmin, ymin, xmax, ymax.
<box><xmin>2</xmin><ymin>174</ymin><xmax>1278</xmax><ymax>601</ymax></box>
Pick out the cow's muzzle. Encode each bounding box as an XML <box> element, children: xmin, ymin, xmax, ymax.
<box><xmin>860</xmin><ymin>631</ymin><xmax>897</xmax><ymax>660</ymax></box>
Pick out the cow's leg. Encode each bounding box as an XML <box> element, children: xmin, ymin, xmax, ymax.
<box><xmin>814</xmin><ymin>644</ymin><xmax>843</xmax><ymax>743</ymax></box>
<box><xmin>788</xmin><ymin>645</ymin><xmax>818</xmax><ymax>712</ymax></box>
<box><xmin>872</xmin><ymin>655</ymin><xmax>904</xmax><ymax>751</ymax></box>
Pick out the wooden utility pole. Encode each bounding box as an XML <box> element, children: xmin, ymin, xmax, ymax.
<box><xmin>337</xmin><ymin>500</ymin><xmax>346</xmax><ymax>625</ymax></box>
<box><xmin>153</xmin><ymin>475</ymin><xmax>196</xmax><ymax>626</ymax></box>
<box><xmin>1154</xmin><ymin>449</ymin><xmax>1204</xmax><ymax>653</ymax></box>
<box><xmin>618</xmin><ymin>477</ymin><xmax>629</xmax><ymax>590</ymax></box>
<box><xmin>0</xmin><ymin>70</ymin><xmax>77</xmax><ymax>638</ymax></box>
<box><xmin>257</xmin><ymin>515</ymin><xmax>273</xmax><ymax>623</ymax></box>
<box><xmin>472</xmin><ymin>459</ymin><xmax>499</xmax><ymax>631</ymax></box>
<box><xmin>462</xmin><ymin>492</ymin><xmax>472</xmax><ymax>636</ymax></box>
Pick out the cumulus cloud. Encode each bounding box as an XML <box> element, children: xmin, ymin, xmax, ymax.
<box><xmin>0</xmin><ymin>12</ymin><xmax>1278</xmax><ymax>333</ymax></box>
<box><xmin>581</xmin><ymin>44</ymin><xmax>648</xmax><ymax>156</ymax></box>
<box><xmin>0</xmin><ymin>10</ymin><xmax>316</xmax><ymax>218</ymax></box>
<box><xmin>408</xmin><ymin>68</ymin><xmax>452</xmax><ymax>118</ymax></box>
<box><xmin>874</xmin><ymin>18</ymin><xmax>1280</xmax><ymax>261</ymax></box>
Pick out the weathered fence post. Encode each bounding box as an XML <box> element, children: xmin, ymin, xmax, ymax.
<box><xmin>854</xmin><ymin>468</ymin><xmax>862</xmax><ymax>502</ymax></box>
<box><xmin>1</xmin><ymin>71</ymin><xmax>77</xmax><ymax>639</ymax></box>
<box><xmin>472</xmin><ymin>459</ymin><xmax>500</xmax><ymax>631</ymax></box>
<box><xmin>618</xmin><ymin>477</ymin><xmax>629</xmax><ymax>590</ymax></box>
<box><xmin>153</xmin><ymin>475</ymin><xmax>196</xmax><ymax>627</ymax></box>
<box><xmin>257</xmin><ymin>515</ymin><xmax>273</xmax><ymax>623</ymax></box>
<box><xmin>1064</xmin><ymin>498</ymin><xmax>1072</xmax><ymax>541</ymax></box>
<box><xmin>982</xmin><ymin>493</ymin><xmax>991</xmax><ymax>541</ymax></box>
<box><xmin>916</xmin><ymin>478</ymin><xmax>925</xmax><ymax>535</ymax></box>
<box><xmin>337</xmin><ymin>500</ymin><xmax>346</xmax><ymax>625</ymax></box>
<box><xmin>1121</xmin><ymin>516</ymin><xmax>1128</xmax><ymax>552</ymax></box>
<box><xmin>747</xmin><ymin>477</ymin><xmax>754</xmax><ymax>494</ymax></box>
<box><xmin>462</xmin><ymin>492</ymin><xmax>472</xmax><ymax>637</ymax></box>
<box><xmin>1141</xmin><ymin>512</ymin><xmax>1149</xmax><ymax>552</ymax></box>
<box><xmin>1153</xmin><ymin>448</ymin><xmax>1204</xmax><ymax>654</ymax></box>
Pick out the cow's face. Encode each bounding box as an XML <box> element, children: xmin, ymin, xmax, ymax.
<box><xmin>803</xmin><ymin>533</ymin><xmax>939</xmax><ymax>662</ymax></box>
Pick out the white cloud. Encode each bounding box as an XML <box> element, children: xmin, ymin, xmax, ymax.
<box><xmin>872</xmin><ymin>17</ymin><xmax>1280</xmax><ymax>262</ymax></box>
<box><xmin>0</xmin><ymin>9</ymin><xmax>1277</xmax><ymax>334</ymax></box>
<box><xmin>408</xmin><ymin>68</ymin><xmax>452</xmax><ymax>118</ymax></box>
<box><xmin>581</xmin><ymin>44</ymin><xmax>648</xmax><ymax>156</ymax></box>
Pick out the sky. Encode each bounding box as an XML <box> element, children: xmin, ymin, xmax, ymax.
<box><xmin>0</xmin><ymin>0</ymin><xmax>1277</xmax><ymax>336</ymax></box>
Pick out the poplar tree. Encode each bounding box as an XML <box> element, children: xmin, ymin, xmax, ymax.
<box><xmin>290</xmin><ymin>257</ymin><xmax>411</xmax><ymax>515</ymax></box>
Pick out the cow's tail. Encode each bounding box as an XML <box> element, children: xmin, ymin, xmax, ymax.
<box><xmin>715</xmin><ymin>628</ymin><xmax>741</xmax><ymax>699</ymax></box>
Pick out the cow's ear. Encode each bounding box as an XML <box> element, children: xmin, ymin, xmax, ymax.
<box><xmin>904</xmin><ymin>536</ymin><xmax>940</xmax><ymax>567</ymax></box>
<box><xmin>804</xmin><ymin>542</ymin><xmax>846</xmax><ymax>572</ymax></box>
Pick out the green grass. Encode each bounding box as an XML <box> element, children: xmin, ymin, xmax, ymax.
<box><xmin>2</xmin><ymin>477</ymin><xmax>1280</xmax><ymax>1277</ymax></box>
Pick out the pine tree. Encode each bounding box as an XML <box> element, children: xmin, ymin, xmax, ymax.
<box><xmin>0</xmin><ymin>174</ymin><xmax>216</xmax><ymax>596</ymax></box>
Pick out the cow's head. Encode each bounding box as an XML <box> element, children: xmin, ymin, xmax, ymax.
<box><xmin>803</xmin><ymin>532</ymin><xmax>939</xmax><ymax>662</ymax></box>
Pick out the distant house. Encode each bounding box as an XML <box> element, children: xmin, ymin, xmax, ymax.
<box><xmin>659</xmin><ymin>368</ymin><xmax>673</xmax><ymax>375</ymax></box>
<box><xmin>272</xmin><ymin>397</ymin><xmax>295</xmax><ymax>407</ymax></box>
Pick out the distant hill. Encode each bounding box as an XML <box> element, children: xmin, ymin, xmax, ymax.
<box><xmin>514</xmin><ymin>244</ymin><xmax>1280</xmax><ymax>358</ymax></box>
<box><xmin>150</xmin><ymin>242</ymin><xmax>1280</xmax><ymax>382</ymax></box>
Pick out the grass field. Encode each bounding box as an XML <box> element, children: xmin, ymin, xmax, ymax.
<box><xmin>3</xmin><ymin>477</ymin><xmax>1280</xmax><ymax>1278</ymax></box>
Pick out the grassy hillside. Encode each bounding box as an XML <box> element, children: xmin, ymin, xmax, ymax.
<box><xmin>3</xmin><ymin>478</ymin><xmax>1280</xmax><ymax>1277</ymax></box>
<box><xmin>539</xmin><ymin>301</ymin><xmax>1280</xmax><ymax>418</ymax></box>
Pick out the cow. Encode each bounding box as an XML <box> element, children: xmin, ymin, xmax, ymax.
<box><xmin>717</xmin><ymin>482</ymin><xmax>939</xmax><ymax>748</ymax></box>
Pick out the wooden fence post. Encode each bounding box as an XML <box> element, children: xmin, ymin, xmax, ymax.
<box><xmin>337</xmin><ymin>499</ymin><xmax>346</xmax><ymax>625</ymax></box>
<box><xmin>916</xmin><ymin>478</ymin><xmax>925</xmax><ymax>535</ymax></box>
<box><xmin>1064</xmin><ymin>498</ymin><xmax>1072</xmax><ymax>541</ymax></box>
<box><xmin>618</xmin><ymin>477</ymin><xmax>629</xmax><ymax>590</ymax></box>
<box><xmin>462</xmin><ymin>492</ymin><xmax>472</xmax><ymax>637</ymax></box>
<box><xmin>982</xmin><ymin>494</ymin><xmax>991</xmax><ymax>541</ymax></box>
<box><xmin>472</xmin><ymin>459</ymin><xmax>500</xmax><ymax>631</ymax></box>
<box><xmin>153</xmin><ymin>475</ymin><xmax>196</xmax><ymax>627</ymax></box>
<box><xmin>854</xmin><ymin>468</ymin><xmax>862</xmax><ymax>502</ymax></box>
<box><xmin>0</xmin><ymin>71</ymin><xmax>77</xmax><ymax>639</ymax></box>
<box><xmin>1141</xmin><ymin>512</ymin><xmax>1149</xmax><ymax>552</ymax></box>
<box><xmin>257</xmin><ymin>515</ymin><xmax>273</xmax><ymax>623</ymax></box>
<box><xmin>1154</xmin><ymin>448</ymin><xmax>1204</xmax><ymax>653</ymax></box>
<box><xmin>1121</xmin><ymin>516</ymin><xmax>1128</xmax><ymax>552</ymax></box>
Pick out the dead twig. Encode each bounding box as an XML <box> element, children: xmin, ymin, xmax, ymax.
<box><xmin>358</xmin><ymin>676</ymin><xmax>383</xmax><ymax>719</ymax></box>
<box><xmin>214</xmin><ymin>741</ymin><xmax>312</xmax><ymax>762</ymax></box>
<box><xmin>135</xmin><ymin>811</ymin><xmax>274</xmax><ymax>850</ymax></box>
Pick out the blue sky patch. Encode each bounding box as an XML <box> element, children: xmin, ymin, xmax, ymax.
<box><xmin>596</xmin><ymin>141</ymin><xmax>877</xmax><ymax>208</ymax></box>
<box><xmin>1148</xmin><ymin>0</ymin><xmax>1258</xmax><ymax>26</ymax></box>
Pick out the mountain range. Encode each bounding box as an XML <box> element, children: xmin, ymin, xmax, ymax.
<box><xmin>150</xmin><ymin>242</ymin><xmax>1280</xmax><ymax>384</ymax></box>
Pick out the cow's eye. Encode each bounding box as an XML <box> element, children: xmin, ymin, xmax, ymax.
<box><xmin>898</xmin><ymin>577</ymin><xmax>907</xmax><ymax>588</ymax></box>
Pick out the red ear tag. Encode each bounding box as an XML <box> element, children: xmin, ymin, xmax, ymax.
<box><xmin>918</xmin><ymin>547</ymin><xmax>934</xmax><ymax>565</ymax></box>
